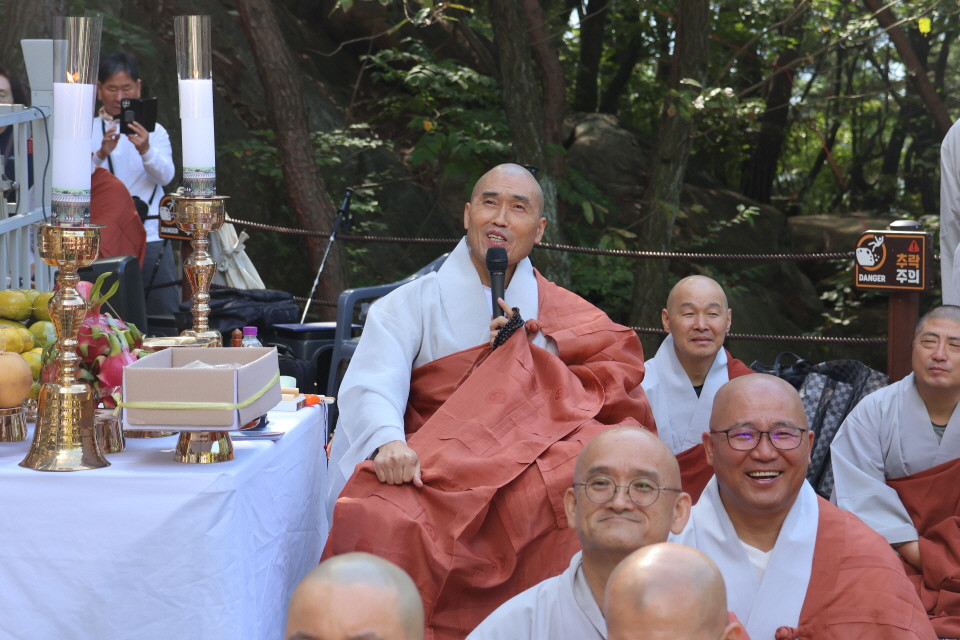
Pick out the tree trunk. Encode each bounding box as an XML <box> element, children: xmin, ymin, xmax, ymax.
<box><xmin>0</xmin><ymin>0</ymin><xmax>71</xmax><ymax>92</ymax></box>
<box><xmin>629</xmin><ymin>0</ymin><xmax>711</xmax><ymax>345</ymax></box>
<box><xmin>488</xmin><ymin>0</ymin><xmax>570</xmax><ymax>285</ymax></box>
<box><xmin>863</xmin><ymin>0</ymin><xmax>952</xmax><ymax>138</ymax></box>
<box><xmin>740</xmin><ymin>0</ymin><xmax>806</xmax><ymax>204</ymax></box>
<box><xmin>599</xmin><ymin>5</ymin><xmax>644</xmax><ymax>114</ymax></box>
<box><xmin>572</xmin><ymin>0</ymin><xmax>609</xmax><ymax>112</ymax></box>
<box><xmin>234</xmin><ymin>0</ymin><xmax>347</xmax><ymax>313</ymax></box>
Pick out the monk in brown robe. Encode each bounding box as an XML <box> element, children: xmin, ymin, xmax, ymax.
<box><xmin>641</xmin><ymin>276</ymin><xmax>753</xmax><ymax>501</ymax></box>
<box><xmin>90</xmin><ymin>166</ymin><xmax>146</xmax><ymax>266</ymax></box>
<box><xmin>833</xmin><ymin>306</ymin><xmax>960</xmax><ymax>637</ymax></box>
<box><xmin>674</xmin><ymin>374</ymin><xmax>935</xmax><ymax>640</ymax></box>
<box><xmin>324</xmin><ymin>164</ymin><xmax>654</xmax><ymax>640</ymax></box>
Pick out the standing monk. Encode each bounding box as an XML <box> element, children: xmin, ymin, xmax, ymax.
<box><xmin>325</xmin><ymin>164</ymin><xmax>655</xmax><ymax>640</ymax></box>
<box><xmin>832</xmin><ymin>305</ymin><xmax>960</xmax><ymax>637</ymax></box>
<box><xmin>674</xmin><ymin>375</ymin><xmax>935</xmax><ymax>640</ymax></box>
<box><xmin>642</xmin><ymin>276</ymin><xmax>753</xmax><ymax>501</ymax></box>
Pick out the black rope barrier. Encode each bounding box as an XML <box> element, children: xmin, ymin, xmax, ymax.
<box><xmin>633</xmin><ymin>327</ymin><xmax>886</xmax><ymax>345</ymax></box>
<box><xmin>224</xmin><ymin>216</ymin><xmax>884</xmax><ymax>262</ymax></box>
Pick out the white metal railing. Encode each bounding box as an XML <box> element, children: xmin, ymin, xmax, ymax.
<box><xmin>0</xmin><ymin>103</ymin><xmax>54</xmax><ymax>291</ymax></box>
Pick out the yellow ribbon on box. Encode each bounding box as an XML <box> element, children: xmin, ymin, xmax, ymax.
<box><xmin>117</xmin><ymin>372</ymin><xmax>280</xmax><ymax>411</ymax></box>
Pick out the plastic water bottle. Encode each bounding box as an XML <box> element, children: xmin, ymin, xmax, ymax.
<box><xmin>240</xmin><ymin>326</ymin><xmax>262</xmax><ymax>347</ymax></box>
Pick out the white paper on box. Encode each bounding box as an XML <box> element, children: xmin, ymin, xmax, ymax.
<box><xmin>180</xmin><ymin>117</ymin><xmax>216</xmax><ymax>171</ymax></box>
<box><xmin>52</xmin><ymin>138</ymin><xmax>94</xmax><ymax>191</ymax></box>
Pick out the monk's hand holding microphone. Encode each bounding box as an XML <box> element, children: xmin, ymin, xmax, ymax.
<box><xmin>374</xmin><ymin>441</ymin><xmax>423</xmax><ymax>487</ymax></box>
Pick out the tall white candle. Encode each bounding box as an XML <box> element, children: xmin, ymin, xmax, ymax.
<box><xmin>178</xmin><ymin>78</ymin><xmax>215</xmax><ymax>171</ymax></box>
<box><xmin>52</xmin><ymin>81</ymin><xmax>95</xmax><ymax>192</ymax></box>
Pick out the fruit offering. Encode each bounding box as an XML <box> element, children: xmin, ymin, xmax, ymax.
<box><xmin>0</xmin><ymin>351</ymin><xmax>32</xmax><ymax>408</ymax></box>
<box><xmin>37</xmin><ymin>273</ymin><xmax>147</xmax><ymax>408</ymax></box>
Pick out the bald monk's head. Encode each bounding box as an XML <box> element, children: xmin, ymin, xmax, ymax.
<box><xmin>463</xmin><ymin>164</ymin><xmax>546</xmax><ymax>285</ymax></box>
<box><xmin>912</xmin><ymin>305</ymin><xmax>960</xmax><ymax>396</ymax></box>
<box><xmin>285</xmin><ymin>552</ymin><xmax>424</xmax><ymax>640</ymax></box>
<box><xmin>704</xmin><ymin>375</ymin><xmax>813</xmax><ymax>525</ymax></box>
<box><xmin>604</xmin><ymin>543</ymin><xmax>743</xmax><ymax>640</ymax></box>
<box><xmin>662</xmin><ymin>276</ymin><xmax>732</xmax><ymax>365</ymax></box>
<box><xmin>564</xmin><ymin>426</ymin><xmax>691</xmax><ymax>562</ymax></box>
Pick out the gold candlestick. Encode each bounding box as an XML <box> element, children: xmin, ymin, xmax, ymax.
<box><xmin>173</xmin><ymin>195</ymin><xmax>233</xmax><ymax>463</ymax></box>
<box><xmin>21</xmin><ymin>224</ymin><xmax>109</xmax><ymax>471</ymax></box>
<box><xmin>0</xmin><ymin>406</ymin><xmax>27</xmax><ymax>442</ymax></box>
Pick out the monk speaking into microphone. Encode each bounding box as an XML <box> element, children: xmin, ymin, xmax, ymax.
<box><xmin>832</xmin><ymin>305</ymin><xmax>960</xmax><ymax>637</ymax></box>
<box><xmin>325</xmin><ymin>164</ymin><xmax>654</xmax><ymax>640</ymax></box>
<box><xmin>674</xmin><ymin>374</ymin><xmax>935</xmax><ymax>640</ymax></box>
<box><xmin>642</xmin><ymin>276</ymin><xmax>753</xmax><ymax>501</ymax></box>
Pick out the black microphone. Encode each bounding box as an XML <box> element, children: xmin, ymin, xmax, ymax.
<box><xmin>486</xmin><ymin>247</ymin><xmax>508</xmax><ymax>318</ymax></box>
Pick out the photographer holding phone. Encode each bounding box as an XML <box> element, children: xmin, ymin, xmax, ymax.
<box><xmin>92</xmin><ymin>51</ymin><xmax>178</xmax><ymax>317</ymax></box>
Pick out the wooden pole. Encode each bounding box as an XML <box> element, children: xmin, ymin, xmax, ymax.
<box><xmin>888</xmin><ymin>291</ymin><xmax>919</xmax><ymax>383</ymax></box>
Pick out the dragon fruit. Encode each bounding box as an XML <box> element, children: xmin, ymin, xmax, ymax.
<box><xmin>93</xmin><ymin>332</ymin><xmax>137</xmax><ymax>408</ymax></box>
<box><xmin>43</xmin><ymin>270</ymin><xmax>146</xmax><ymax>406</ymax></box>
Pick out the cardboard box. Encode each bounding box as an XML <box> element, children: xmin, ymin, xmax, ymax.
<box><xmin>122</xmin><ymin>347</ymin><xmax>281</xmax><ymax>431</ymax></box>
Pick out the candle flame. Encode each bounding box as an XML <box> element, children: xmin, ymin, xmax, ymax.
<box><xmin>66</xmin><ymin>71</ymin><xmax>80</xmax><ymax>83</ymax></box>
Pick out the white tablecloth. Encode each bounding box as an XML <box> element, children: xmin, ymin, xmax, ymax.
<box><xmin>0</xmin><ymin>405</ymin><xmax>328</xmax><ymax>640</ymax></box>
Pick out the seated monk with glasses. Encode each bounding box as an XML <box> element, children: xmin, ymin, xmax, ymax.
<box><xmin>672</xmin><ymin>374</ymin><xmax>935</xmax><ymax>640</ymax></box>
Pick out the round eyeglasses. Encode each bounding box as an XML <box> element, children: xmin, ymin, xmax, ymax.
<box><xmin>710</xmin><ymin>426</ymin><xmax>809</xmax><ymax>451</ymax></box>
<box><xmin>574</xmin><ymin>475</ymin><xmax>682</xmax><ymax>507</ymax></box>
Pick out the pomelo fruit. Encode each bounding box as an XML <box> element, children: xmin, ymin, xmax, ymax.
<box><xmin>0</xmin><ymin>351</ymin><xmax>32</xmax><ymax>408</ymax></box>
<box><xmin>0</xmin><ymin>290</ymin><xmax>31</xmax><ymax>322</ymax></box>
<box><xmin>32</xmin><ymin>291</ymin><xmax>54</xmax><ymax>322</ymax></box>
<box><xmin>29</xmin><ymin>321</ymin><xmax>56</xmax><ymax>350</ymax></box>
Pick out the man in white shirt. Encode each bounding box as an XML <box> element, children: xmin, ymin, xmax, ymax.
<box><xmin>832</xmin><ymin>305</ymin><xmax>960</xmax><ymax>637</ymax></box>
<box><xmin>466</xmin><ymin>426</ymin><xmax>690</xmax><ymax>640</ymax></box>
<box><xmin>674</xmin><ymin>374</ymin><xmax>934</xmax><ymax>640</ymax></box>
<box><xmin>642</xmin><ymin>276</ymin><xmax>753</xmax><ymax>500</ymax></box>
<box><xmin>285</xmin><ymin>552</ymin><xmax>424</xmax><ymax>640</ymax></box>
<box><xmin>941</xmin><ymin>121</ymin><xmax>960</xmax><ymax>305</ymax></box>
<box><xmin>604</xmin><ymin>543</ymin><xmax>743</xmax><ymax>640</ymax></box>
<box><xmin>91</xmin><ymin>51</ymin><xmax>177</xmax><ymax>316</ymax></box>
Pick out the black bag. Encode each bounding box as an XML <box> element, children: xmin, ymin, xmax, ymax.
<box><xmin>278</xmin><ymin>354</ymin><xmax>317</xmax><ymax>394</ymax></box>
<box><xmin>176</xmin><ymin>288</ymin><xmax>299</xmax><ymax>335</ymax></box>
<box><xmin>751</xmin><ymin>353</ymin><xmax>888</xmax><ymax>498</ymax></box>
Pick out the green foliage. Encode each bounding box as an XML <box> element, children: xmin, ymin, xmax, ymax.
<box><xmin>364</xmin><ymin>40</ymin><xmax>512</xmax><ymax>179</ymax></box>
<box><xmin>71</xmin><ymin>1</ymin><xmax>157</xmax><ymax>59</ymax></box>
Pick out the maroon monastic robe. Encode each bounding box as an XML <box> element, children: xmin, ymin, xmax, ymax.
<box><xmin>888</xmin><ymin>457</ymin><xmax>960</xmax><ymax>638</ymax></box>
<box><xmin>774</xmin><ymin>498</ymin><xmax>936</xmax><ymax>640</ymax></box>
<box><xmin>324</xmin><ymin>273</ymin><xmax>654</xmax><ymax>640</ymax></box>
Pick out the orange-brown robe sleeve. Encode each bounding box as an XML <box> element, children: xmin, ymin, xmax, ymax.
<box><xmin>90</xmin><ymin>167</ymin><xmax>146</xmax><ymax>267</ymax></box>
<box><xmin>324</xmin><ymin>271</ymin><xmax>654</xmax><ymax>640</ymax></box>
<box><xmin>777</xmin><ymin>498</ymin><xmax>936</xmax><ymax>640</ymax></box>
<box><xmin>887</xmin><ymin>457</ymin><xmax>960</xmax><ymax>638</ymax></box>
<box><xmin>677</xmin><ymin>350</ymin><xmax>753</xmax><ymax>503</ymax></box>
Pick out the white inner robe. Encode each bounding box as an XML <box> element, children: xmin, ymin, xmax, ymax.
<box><xmin>325</xmin><ymin>238</ymin><xmax>556</xmax><ymax>520</ymax></box>
<box><xmin>941</xmin><ymin>119</ymin><xmax>960</xmax><ymax>304</ymax></box>
<box><xmin>465</xmin><ymin>551</ymin><xmax>605</xmax><ymax>640</ymax></box>
<box><xmin>671</xmin><ymin>476</ymin><xmax>819</xmax><ymax>640</ymax></box>
<box><xmin>642</xmin><ymin>334</ymin><xmax>730</xmax><ymax>454</ymax></box>
<box><xmin>831</xmin><ymin>373</ymin><xmax>960</xmax><ymax>544</ymax></box>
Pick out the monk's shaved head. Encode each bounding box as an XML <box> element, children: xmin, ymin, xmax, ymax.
<box><xmin>705</xmin><ymin>374</ymin><xmax>813</xmax><ymax>530</ymax></box>
<box><xmin>470</xmin><ymin>163</ymin><xmax>544</xmax><ymax>216</ymax></box>
<box><xmin>574</xmin><ymin>425</ymin><xmax>679</xmax><ymax>488</ymax></box>
<box><xmin>604</xmin><ymin>543</ymin><xmax>738</xmax><ymax>640</ymax></box>
<box><xmin>666</xmin><ymin>275</ymin><xmax>728</xmax><ymax>313</ymax></box>
<box><xmin>286</xmin><ymin>552</ymin><xmax>424</xmax><ymax>640</ymax></box>
<box><xmin>915</xmin><ymin>304</ymin><xmax>960</xmax><ymax>337</ymax></box>
<box><xmin>710</xmin><ymin>374</ymin><xmax>807</xmax><ymax>432</ymax></box>
<box><xmin>565</xmin><ymin>425</ymin><xmax>691</xmax><ymax>565</ymax></box>
<box><xmin>662</xmin><ymin>276</ymin><xmax>732</xmax><ymax>366</ymax></box>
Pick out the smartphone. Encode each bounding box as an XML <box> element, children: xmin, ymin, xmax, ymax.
<box><xmin>119</xmin><ymin>97</ymin><xmax>158</xmax><ymax>134</ymax></box>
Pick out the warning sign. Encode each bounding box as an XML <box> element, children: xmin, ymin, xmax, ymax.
<box><xmin>854</xmin><ymin>230</ymin><xmax>931</xmax><ymax>292</ymax></box>
<box><xmin>157</xmin><ymin>194</ymin><xmax>194</xmax><ymax>241</ymax></box>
